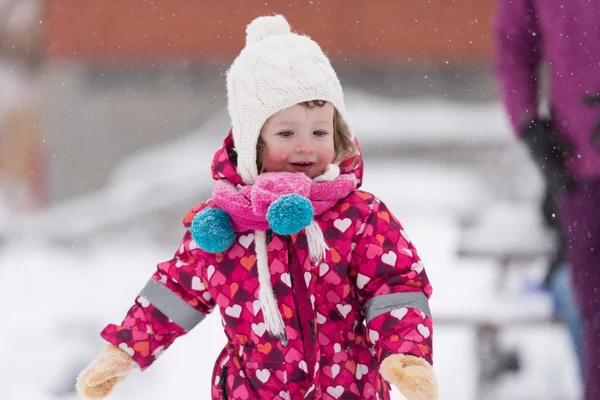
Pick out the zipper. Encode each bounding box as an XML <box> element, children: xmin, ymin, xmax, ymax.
<box><xmin>286</xmin><ymin>236</ymin><xmax>316</xmax><ymax>378</ymax></box>
<box><xmin>287</xmin><ymin>236</ymin><xmax>304</xmax><ymax>351</ymax></box>
<box><xmin>267</xmin><ymin>229</ymin><xmax>289</xmax><ymax>347</ymax></box>
<box><xmin>287</xmin><ymin>241</ymin><xmax>295</xmax><ymax>291</ymax></box>
<box><xmin>220</xmin><ymin>366</ymin><xmax>229</xmax><ymax>400</ymax></box>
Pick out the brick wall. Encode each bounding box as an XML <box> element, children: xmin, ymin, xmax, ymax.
<box><xmin>44</xmin><ymin>0</ymin><xmax>496</xmax><ymax>64</ymax></box>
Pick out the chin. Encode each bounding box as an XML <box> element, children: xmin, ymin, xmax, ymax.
<box><xmin>307</xmin><ymin>169</ymin><xmax>326</xmax><ymax>178</ymax></box>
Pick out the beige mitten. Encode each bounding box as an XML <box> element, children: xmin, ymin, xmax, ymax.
<box><xmin>380</xmin><ymin>354</ymin><xmax>438</xmax><ymax>400</ymax></box>
<box><xmin>76</xmin><ymin>345</ymin><xmax>138</xmax><ymax>399</ymax></box>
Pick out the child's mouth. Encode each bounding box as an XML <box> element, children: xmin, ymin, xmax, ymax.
<box><xmin>290</xmin><ymin>162</ymin><xmax>314</xmax><ymax>171</ymax></box>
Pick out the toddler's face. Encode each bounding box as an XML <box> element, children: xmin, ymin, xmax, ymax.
<box><xmin>259</xmin><ymin>102</ymin><xmax>335</xmax><ymax>178</ymax></box>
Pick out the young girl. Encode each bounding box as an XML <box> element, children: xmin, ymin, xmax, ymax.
<box><xmin>76</xmin><ymin>14</ymin><xmax>437</xmax><ymax>400</ymax></box>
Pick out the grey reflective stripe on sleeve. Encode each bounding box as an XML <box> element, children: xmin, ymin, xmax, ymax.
<box><xmin>364</xmin><ymin>292</ymin><xmax>431</xmax><ymax>323</ymax></box>
<box><xmin>139</xmin><ymin>279</ymin><xmax>206</xmax><ymax>331</ymax></box>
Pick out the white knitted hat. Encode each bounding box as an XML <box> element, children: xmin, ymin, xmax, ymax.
<box><xmin>226</xmin><ymin>14</ymin><xmax>352</xmax><ymax>185</ymax></box>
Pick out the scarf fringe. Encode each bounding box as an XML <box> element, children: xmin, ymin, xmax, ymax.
<box><xmin>305</xmin><ymin>221</ymin><xmax>329</xmax><ymax>264</ymax></box>
<box><xmin>304</xmin><ymin>164</ymin><xmax>338</xmax><ymax>265</ymax></box>
<box><xmin>254</xmin><ymin>230</ymin><xmax>287</xmax><ymax>339</ymax></box>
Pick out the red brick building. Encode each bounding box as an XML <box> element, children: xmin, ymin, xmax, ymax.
<box><xmin>44</xmin><ymin>0</ymin><xmax>496</xmax><ymax>64</ymax></box>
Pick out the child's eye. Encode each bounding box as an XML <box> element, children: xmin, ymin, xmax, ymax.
<box><xmin>313</xmin><ymin>130</ymin><xmax>328</xmax><ymax>136</ymax></box>
<box><xmin>278</xmin><ymin>131</ymin><xmax>293</xmax><ymax>137</ymax></box>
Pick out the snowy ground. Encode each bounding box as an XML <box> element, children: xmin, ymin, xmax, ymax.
<box><xmin>0</xmin><ymin>89</ymin><xmax>583</xmax><ymax>399</ymax></box>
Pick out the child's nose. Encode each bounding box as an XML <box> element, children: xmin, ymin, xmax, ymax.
<box><xmin>295</xmin><ymin>138</ymin><xmax>315</xmax><ymax>154</ymax></box>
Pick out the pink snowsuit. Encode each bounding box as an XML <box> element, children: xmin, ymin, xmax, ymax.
<box><xmin>100</xmin><ymin>133</ymin><xmax>434</xmax><ymax>399</ymax></box>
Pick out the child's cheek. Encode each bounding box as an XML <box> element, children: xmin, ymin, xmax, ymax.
<box><xmin>320</xmin><ymin>146</ymin><xmax>335</xmax><ymax>163</ymax></box>
<box><xmin>262</xmin><ymin>152</ymin><xmax>288</xmax><ymax>172</ymax></box>
<box><xmin>266</xmin><ymin>150</ymin><xmax>288</xmax><ymax>164</ymax></box>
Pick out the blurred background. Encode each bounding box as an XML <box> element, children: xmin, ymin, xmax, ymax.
<box><xmin>0</xmin><ymin>1</ymin><xmax>582</xmax><ymax>399</ymax></box>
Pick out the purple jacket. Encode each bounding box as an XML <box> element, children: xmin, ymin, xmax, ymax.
<box><xmin>493</xmin><ymin>0</ymin><xmax>600</xmax><ymax>178</ymax></box>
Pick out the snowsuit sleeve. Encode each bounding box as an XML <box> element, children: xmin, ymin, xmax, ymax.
<box><xmin>351</xmin><ymin>197</ymin><xmax>434</xmax><ymax>365</ymax></box>
<box><xmin>100</xmin><ymin>203</ymin><xmax>216</xmax><ymax>370</ymax></box>
<box><xmin>493</xmin><ymin>0</ymin><xmax>543</xmax><ymax>132</ymax></box>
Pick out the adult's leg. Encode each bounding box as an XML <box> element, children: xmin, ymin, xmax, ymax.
<box><xmin>548</xmin><ymin>262</ymin><xmax>584</xmax><ymax>376</ymax></box>
<box><xmin>557</xmin><ymin>180</ymin><xmax>600</xmax><ymax>399</ymax></box>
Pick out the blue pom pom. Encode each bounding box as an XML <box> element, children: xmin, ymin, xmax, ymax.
<box><xmin>267</xmin><ymin>194</ymin><xmax>314</xmax><ymax>235</ymax></box>
<box><xmin>190</xmin><ymin>207</ymin><xmax>235</xmax><ymax>253</ymax></box>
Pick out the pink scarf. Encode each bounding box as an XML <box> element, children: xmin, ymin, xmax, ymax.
<box><xmin>212</xmin><ymin>170</ymin><xmax>357</xmax><ymax>232</ymax></box>
<box><xmin>210</xmin><ymin>167</ymin><xmax>357</xmax><ymax>340</ymax></box>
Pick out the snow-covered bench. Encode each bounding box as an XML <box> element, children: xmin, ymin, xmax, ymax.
<box><xmin>457</xmin><ymin>201</ymin><xmax>555</xmax><ymax>293</ymax></box>
<box><xmin>449</xmin><ymin>201</ymin><xmax>561</xmax><ymax>398</ymax></box>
